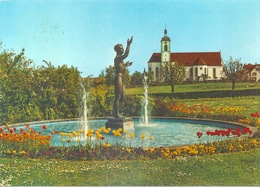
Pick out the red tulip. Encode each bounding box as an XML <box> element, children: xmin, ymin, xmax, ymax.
<box><xmin>42</xmin><ymin>125</ymin><xmax>47</xmax><ymax>130</ymax></box>
<box><xmin>231</xmin><ymin>130</ymin><xmax>241</xmax><ymax>137</ymax></box>
<box><xmin>214</xmin><ymin>130</ymin><xmax>221</xmax><ymax>136</ymax></box>
<box><xmin>250</xmin><ymin>112</ymin><xmax>260</xmax><ymax>118</ymax></box>
<box><xmin>0</xmin><ymin>127</ymin><xmax>3</xmax><ymax>133</ymax></box>
<box><xmin>8</xmin><ymin>128</ymin><xmax>13</xmax><ymax>133</ymax></box>
<box><xmin>196</xmin><ymin>132</ymin><xmax>203</xmax><ymax>138</ymax></box>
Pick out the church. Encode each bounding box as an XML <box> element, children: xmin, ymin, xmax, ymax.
<box><xmin>147</xmin><ymin>28</ymin><xmax>225</xmax><ymax>82</ymax></box>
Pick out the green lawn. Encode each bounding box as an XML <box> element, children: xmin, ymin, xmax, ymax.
<box><xmin>1</xmin><ymin>149</ymin><xmax>259</xmax><ymax>186</ymax></box>
<box><xmin>126</xmin><ymin>82</ymin><xmax>260</xmax><ymax>95</ymax></box>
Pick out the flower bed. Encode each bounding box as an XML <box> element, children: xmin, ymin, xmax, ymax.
<box><xmin>168</xmin><ymin>103</ymin><xmax>260</xmax><ymax>129</ymax></box>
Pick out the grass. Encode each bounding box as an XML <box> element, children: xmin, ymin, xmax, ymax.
<box><xmin>1</xmin><ymin>148</ymin><xmax>259</xmax><ymax>186</ymax></box>
<box><xmin>126</xmin><ymin>82</ymin><xmax>260</xmax><ymax>95</ymax></box>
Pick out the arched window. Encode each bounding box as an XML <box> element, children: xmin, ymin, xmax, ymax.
<box><xmin>252</xmin><ymin>72</ymin><xmax>257</xmax><ymax>76</ymax></box>
<box><xmin>189</xmin><ymin>68</ymin><xmax>193</xmax><ymax>78</ymax></box>
<box><xmin>195</xmin><ymin>67</ymin><xmax>198</xmax><ymax>77</ymax></box>
<box><xmin>156</xmin><ymin>67</ymin><xmax>159</xmax><ymax>78</ymax></box>
<box><xmin>213</xmin><ymin>68</ymin><xmax>216</xmax><ymax>78</ymax></box>
<box><xmin>164</xmin><ymin>44</ymin><xmax>168</xmax><ymax>51</ymax></box>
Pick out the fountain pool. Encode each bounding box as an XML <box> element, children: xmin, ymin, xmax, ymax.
<box><xmin>23</xmin><ymin>118</ymin><xmax>243</xmax><ymax>147</ymax></box>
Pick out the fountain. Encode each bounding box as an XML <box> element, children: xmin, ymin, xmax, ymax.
<box><xmin>80</xmin><ymin>82</ymin><xmax>88</xmax><ymax>135</ymax></box>
<box><xmin>142</xmin><ymin>68</ymin><xmax>149</xmax><ymax>126</ymax></box>
<box><xmin>25</xmin><ymin>119</ymin><xmax>246</xmax><ymax>147</ymax></box>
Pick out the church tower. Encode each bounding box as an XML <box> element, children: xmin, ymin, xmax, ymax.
<box><xmin>161</xmin><ymin>27</ymin><xmax>171</xmax><ymax>63</ymax></box>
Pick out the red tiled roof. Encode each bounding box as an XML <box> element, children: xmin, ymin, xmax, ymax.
<box><xmin>148</xmin><ymin>52</ymin><xmax>222</xmax><ymax>66</ymax></box>
<box><xmin>244</xmin><ymin>64</ymin><xmax>256</xmax><ymax>71</ymax></box>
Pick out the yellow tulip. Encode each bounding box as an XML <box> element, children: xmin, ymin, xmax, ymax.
<box><xmin>112</xmin><ymin>130</ymin><xmax>116</xmax><ymax>135</ymax></box>
<box><xmin>88</xmin><ymin>129</ymin><xmax>94</xmax><ymax>133</ymax></box>
<box><xmin>129</xmin><ymin>132</ymin><xmax>134</xmax><ymax>138</ymax></box>
<box><xmin>149</xmin><ymin>136</ymin><xmax>153</xmax><ymax>141</ymax></box>
<box><xmin>68</xmin><ymin>133</ymin><xmax>73</xmax><ymax>139</ymax></box>
<box><xmin>105</xmin><ymin>143</ymin><xmax>111</xmax><ymax>147</ymax></box>
<box><xmin>101</xmin><ymin>127</ymin><xmax>106</xmax><ymax>132</ymax></box>
<box><xmin>78</xmin><ymin>129</ymin><xmax>83</xmax><ymax>133</ymax></box>
<box><xmin>141</xmin><ymin>134</ymin><xmax>145</xmax><ymax>140</ymax></box>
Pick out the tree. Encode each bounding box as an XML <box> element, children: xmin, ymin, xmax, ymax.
<box><xmin>160</xmin><ymin>62</ymin><xmax>186</xmax><ymax>93</ymax></box>
<box><xmin>104</xmin><ymin>65</ymin><xmax>116</xmax><ymax>86</ymax></box>
<box><xmin>104</xmin><ymin>65</ymin><xmax>131</xmax><ymax>86</ymax></box>
<box><xmin>131</xmin><ymin>70</ymin><xmax>143</xmax><ymax>86</ymax></box>
<box><xmin>223</xmin><ymin>57</ymin><xmax>244</xmax><ymax>97</ymax></box>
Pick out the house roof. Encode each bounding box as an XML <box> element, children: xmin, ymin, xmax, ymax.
<box><xmin>148</xmin><ymin>52</ymin><xmax>222</xmax><ymax>66</ymax></box>
<box><xmin>244</xmin><ymin>64</ymin><xmax>256</xmax><ymax>71</ymax></box>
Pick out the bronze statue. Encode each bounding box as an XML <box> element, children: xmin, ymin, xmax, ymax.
<box><xmin>113</xmin><ymin>36</ymin><xmax>133</xmax><ymax>118</ymax></box>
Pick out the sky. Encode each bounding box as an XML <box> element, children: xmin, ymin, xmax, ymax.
<box><xmin>0</xmin><ymin>0</ymin><xmax>260</xmax><ymax>77</ymax></box>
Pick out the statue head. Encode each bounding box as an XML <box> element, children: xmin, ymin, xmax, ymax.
<box><xmin>114</xmin><ymin>44</ymin><xmax>124</xmax><ymax>55</ymax></box>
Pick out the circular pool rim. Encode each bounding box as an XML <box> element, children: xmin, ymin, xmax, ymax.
<box><xmin>5</xmin><ymin>116</ymin><xmax>257</xmax><ymax>137</ymax></box>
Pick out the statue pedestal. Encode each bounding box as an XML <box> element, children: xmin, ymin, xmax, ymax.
<box><xmin>106</xmin><ymin>117</ymin><xmax>134</xmax><ymax>130</ymax></box>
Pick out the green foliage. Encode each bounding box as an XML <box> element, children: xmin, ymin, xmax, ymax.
<box><xmin>0</xmin><ymin>47</ymin><xmax>81</xmax><ymax>124</ymax></box>
<box><xmin>130</xmin><ymin>70</ymin><xmax>143</xmax><ymax>86</ymax></box>
<box><xmin>223</xmin><ymin>57</ymin><xmax>244</xmax><ymax>96</ymax></box>
<box><xmin>121</xmin><ymin>95</ymin><xmax>142</xmax><ymax>116</ymax></box>
<box><xmin>160</xmin><ymin>62</ymin><xmax>186</xmax><ymax>92</ymax></box>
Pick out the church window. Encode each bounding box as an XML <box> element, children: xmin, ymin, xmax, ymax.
<box><xmin>252</xmin><ymin>72</ymin><xmax>257</xmax><ymax>76</ymax></box>
<box><xmin>204</xmin><ymin>68</ymin><xmax>207</xmax><ymax>74</ymax></box>
<box><xmin>156</xmin><ymin>67</ymin><xmax>159</xmax><ymax>78</ymax></box>
<box><xmin>195</xmin><ymin>68</ymin><xmax>198</xmax><ymax>77</ymax></box>
<box><xmin>149</xmin><ymin>67</ymin><xmax>151</xmax><ymax>72</ymax></box>
<box><xmin>213</xmin><ymin>68</ymin><xmax>216</xmax><ymax>78</ymax></box>
<box><xmin>189</xmin><ymin>68</ymin><xmax>193</xmax><ymax>78</ymax></box>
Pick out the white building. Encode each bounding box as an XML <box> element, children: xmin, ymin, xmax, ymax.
<box><xmin>148</xmin><ymin>28</ymin><xmax>225</xmax><ymax>81</ymax></box>
<box><xmin>244</xmin><ymin>64</ymin><xmax>260</xmax><ymax>82</ymax></box>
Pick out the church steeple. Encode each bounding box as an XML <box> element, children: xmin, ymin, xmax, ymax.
<box><xmin>161</xmin><ymin>26</ymin><xmax>171</xmax><ymax>63</ymax></box>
